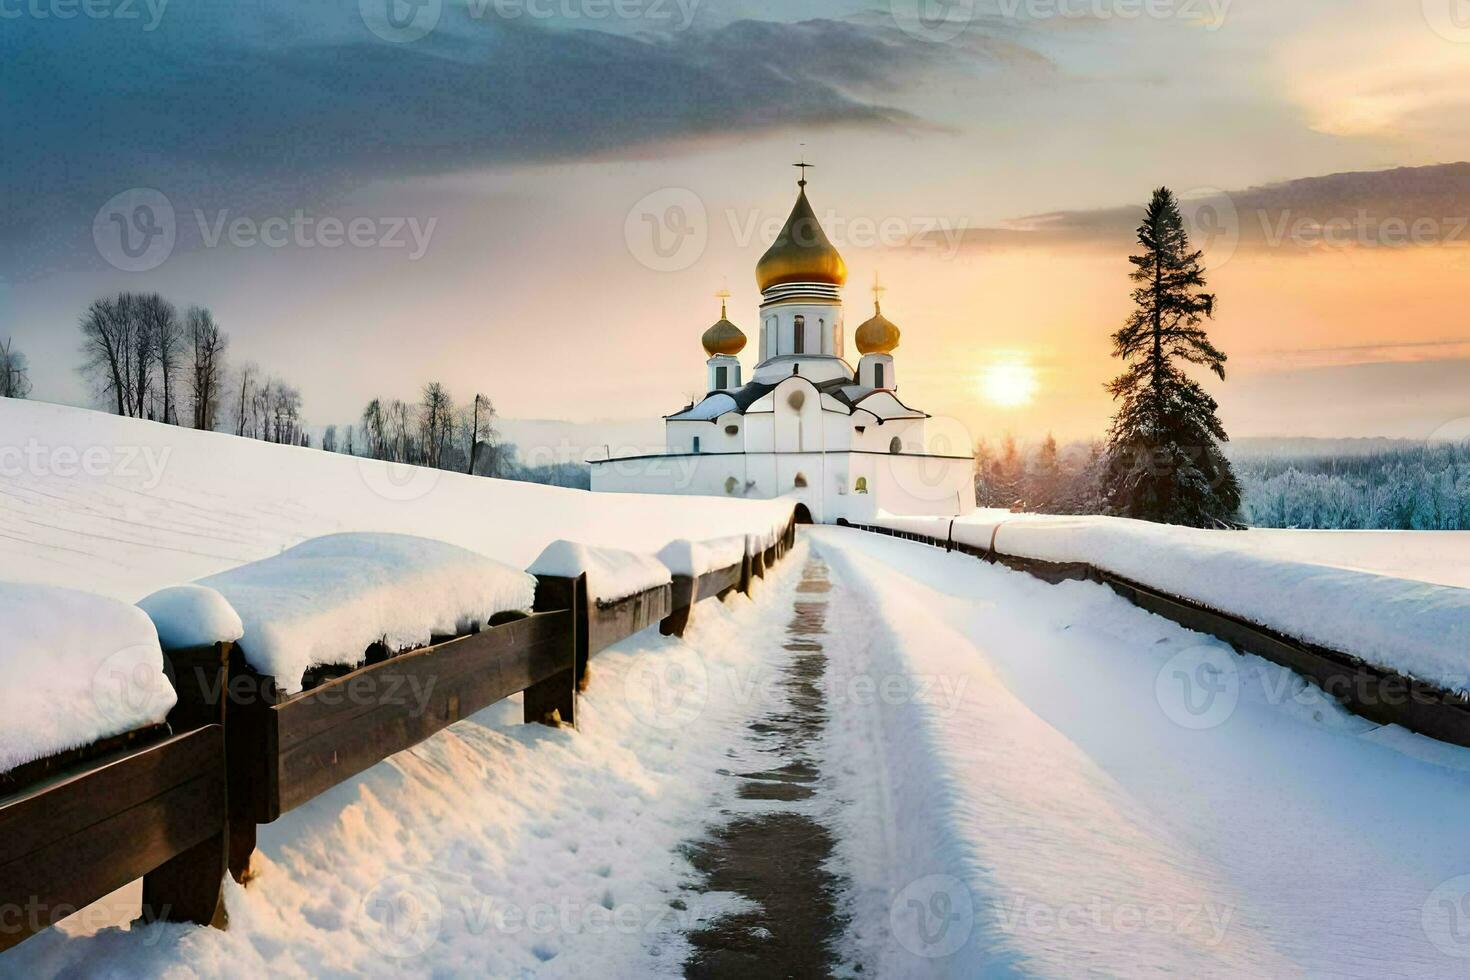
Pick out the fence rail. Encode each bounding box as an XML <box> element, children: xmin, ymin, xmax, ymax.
<box><xmin>0</xmin><ymin>514</ymin><xmax>798</xmax><ymax>952</ymax></box>
<box><xmin>845</xmin><ymin>520</ymin><xmax>1470</xmax><ymax>749</ymax></box>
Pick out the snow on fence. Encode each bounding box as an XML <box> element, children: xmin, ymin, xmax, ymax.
<box><xmin>0</xmin><ymin>585</ymin><xmax>229</xmax><ymax>951</ymax></box>
<box><xmin>847</xmin><ymin>515</ymin><xmax>1470</xmax><ymax>749</ymax></box>
<box><xmin>0</xmin><ymin>515</ymin><xmax>798</xmax><ymax>950</ymax></box>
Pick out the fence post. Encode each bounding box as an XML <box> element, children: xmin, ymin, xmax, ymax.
<box><xmin>533</xmin><ymin>573</ymin><xmax>589</xmax><ymax>693</ymax></box>
<box><xmin>145</xmin><ymin>641</ymin><xmax>230</xmax><ymax>925</ymax></box>
<box><xmin>661</xmin><ymin>574</ymin><xmax>696</xmax><ymax>637</ymax></box>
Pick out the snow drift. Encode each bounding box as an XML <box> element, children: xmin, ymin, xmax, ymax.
<box><xmin>193</xmin><ymin>533</ymin><xmax>536</xmax><ymax>688</ymax></box>
<box><xmin>873</xmin><ymin>510</ymin><xmax>1470</xmax><ymax>694</ymax></box>
<box><xmin>0</xmin><ymin>582</ymin><xmax>175</xmax><ymax>774</ymax></box>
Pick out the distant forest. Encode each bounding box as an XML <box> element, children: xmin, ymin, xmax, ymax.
<box><xmin>979</xmin><ymin>436</ymin><xmax>1470</xmax><ymax>530</ymax></box>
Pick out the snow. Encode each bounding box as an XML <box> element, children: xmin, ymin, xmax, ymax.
<box><xmin>4</xmin><ymin>547</ymin><xmax>812</xmax><ymax>977</ymax></box>
<box><xmin>655</xmin><ymin>535</ymin><xmax>746</xmax><ymax>578</ymax></box>
<box><xmin>0</xmin><ymin>581</ymin><xmax>175</xmax><ymax>775</ymax></box>
<box><xmin>136</xmin><ymin>585</ymin><xmax>244</xmax><ymax>651</ymax></box>
<box><xmin>669</xmin><ymin>394</ymin><xmax>737</xmax><ymax>421</ymax></box>
<box><xmin>194</xmin><ymin>533</ymin><xmax>536</xmax><ymax>689</ymax></box>
<box><xmin>809</xmin><ymin>526</ymin><xmax>1470</xmax><ymax>976</ymax></box>
<box><xmin>529</xmin><ymin>540</ymin><xmax>671</xmax><ymax>605</ymax></box>
<box><xmin>0</xmin><ymin>398</ymin><xmax>793</xmax><ymax>603</ymax></box>
<box><xmin>874</xmin><ymin>510</ymin><xmax>1470</xmax><ymax>693</ymax></box>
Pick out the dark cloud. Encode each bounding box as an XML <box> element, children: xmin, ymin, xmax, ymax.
<box><xmin>958</xmin><ymin>163</ymin><xmax>1470</xmax><ymax>253</ymax></box>
<box><xmin>0</xmin><ymin>5</ymin><xmax>1000</xmax><ymax>279</ymax></box>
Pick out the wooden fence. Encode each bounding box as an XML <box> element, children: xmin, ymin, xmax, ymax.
<box><xmin>844</xmin><ymin>520</ymin><xmax>1470</xmax><ymax>749</ymax></box>
<box><xmin>0</xmin><ymin>517</ymin><xmax>799</xmax><ymax>952</ymax></box>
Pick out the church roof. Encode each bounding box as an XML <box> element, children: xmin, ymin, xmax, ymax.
<box><xmin>755</xmin><ymin>185</ymin><xmax>847</xmax><ymax>292</ymax></box>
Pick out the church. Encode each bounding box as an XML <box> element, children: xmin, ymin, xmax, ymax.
<box><xmin>590</xmin><ymin>171</ymin><xmax>977</xmax><ymax>525</ymax></box>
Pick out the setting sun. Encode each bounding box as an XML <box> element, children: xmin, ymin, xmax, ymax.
<box><xmin>980</xmin><ymin>359</ymin><xmax>1039</xmax><ymax>408</ymax></box>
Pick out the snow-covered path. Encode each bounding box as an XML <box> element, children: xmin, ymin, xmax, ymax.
<box><xmin>808</xmin><ymin>526</ymin><xmax>1470</xmax><ymax>977</ymax></box>
<box><xmin>9</xmin><ymin>527</ymin><xmax>1470</xmax><ymax>977</ymax></box>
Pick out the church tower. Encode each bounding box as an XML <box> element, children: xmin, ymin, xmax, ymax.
<box><xmin>752</xmin><ymin>166</ymin><xmax>851</xmax><ymax>385</ymax></box>
<box><xmin>701</xmin><ymin>291</ymin><xmax>745</xmax><ymax>392</ymax></box>
<box><xmin>855</xmin><ymin>277</ymin><xmax>901</xmax><ymax>391</ymax></box>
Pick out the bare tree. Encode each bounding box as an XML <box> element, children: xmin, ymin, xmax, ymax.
<box><xmin>388</xmin><ymin>399</ymin><xmax>412</xmax><ymax>462</ymax></box>
<box><xmin>418</xmin><ymin>382</ymin><xmax>454</xmax><ymax>468</ymax></box>
<box><xmin>322</xmin><ymin>424</ymin><xmax>338</xmax><ymax>453</ymax></box>
<box><xmin>140</xmin><ymin>294</ymin><xmax>182</xmax><ymax>424</ymax></box>
<box><xmin>462</xmin><ymin>393</ymin><xmax>498</xmax><ymax>475</ymax></box>
<box><xmin>343</xmin><ymin>425</ymin><xmax>356</xmax><ymax>456</ymax></box>
<box><xmin>0</xmin><ymin>338</ymin><xmax>33</xmax><ymax>399</ymax></box>
<box><xmin>234</xmin><ymin>361</ymin><xmax>258</xmax><ymax>436</ymax></box>
<box><xmin>187</xmin><ymin>306</ymin><xmax>228</xmax><ymax>430</ymax></box>
<box><xmin>79</xmin><ymin>296</ymin><xmax>133</xmax><ymax>415</ymax></box>
<box><xmin>361</xmin><ymin>399</ymin><xmax>387</xmax><ymax>459</ymax></box>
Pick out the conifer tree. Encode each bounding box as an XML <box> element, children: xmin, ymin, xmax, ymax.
<box><xmin>1102</xmin><ymin>188</ymin><xmax>1241</xmax><ymax>527</ymax></box>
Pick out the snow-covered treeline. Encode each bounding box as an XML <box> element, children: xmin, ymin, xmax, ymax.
<box><xmin>980</xmin><ymin>436</ymin><xmax>1470</xmax><ymax>530</ymax></box>
<box><xmin>1235</xmin><ymin>444</ymin><xmax>1470</xmax><ymax>530</ymax></box>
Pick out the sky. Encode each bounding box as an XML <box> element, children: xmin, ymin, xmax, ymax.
<box><xmin>5</xmin><ymin>0</ymin><xmax>1470</xmax><ymax>448</ymax></box>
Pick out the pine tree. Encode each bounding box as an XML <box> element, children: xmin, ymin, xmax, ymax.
<box><xmin>1102</xmin><ymin>188</ymin><xmax>1241</xmax><ymax>527</ymax></box>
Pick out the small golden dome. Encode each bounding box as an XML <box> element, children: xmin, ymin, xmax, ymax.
<box><xmin>702</xmin><ymin>317</ymin><xmax>746</xmax><ymax>356</ymax></box>
<box><xmin>702</xmin><ymin>294</ymin><xmax>746</xmax><ymax>356</ymax></box>
<box><xmin>755</xmin><ymin>185</ymin><xmax>847</xmax><ymax>292</ymax></box>
<box><xmin>855</xmin><ymin>300</ymin><xmax>900</xmax><ymax>354</ymax></box>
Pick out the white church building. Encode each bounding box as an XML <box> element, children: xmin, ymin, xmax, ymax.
<box><xmin>590</xmin><ymin>172</ymin><xmax>977</xmax><ymax>525</ymax></box>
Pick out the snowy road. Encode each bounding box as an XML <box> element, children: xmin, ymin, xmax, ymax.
<box><xmin>8</xmin><ymin>528</ymin><xmax>1470</xmax><ymax>977</ymax></box>
<box><xmin>808</xmin><ymin>526</ymin><xmax>1470</xmax><ymax>977</ymax></box>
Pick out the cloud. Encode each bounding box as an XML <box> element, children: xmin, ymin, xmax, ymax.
<box><xmin>953</xmin><ymin>162</ymin><xmax>1470</xmax><ymax>253</ymax></box>
<box><xmin>0</xmin><ymin>6</ymin><xmax>1018</xmax><ymax>280</ymax></box>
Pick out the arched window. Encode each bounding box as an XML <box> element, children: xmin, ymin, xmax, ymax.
<box><xmin>854</xmin><ymin>476</ymin><xmax>868</xmax><ymax>494</ymax></box>
<box><xmin>715</xmin><ymin>366</ymin><xmax>728</xmax><ymax>389</ymax></box>
<box><xmin>888</xmin><ymin>436</ymin><xmax>902</xmax><ymax>455</ymax></box>
<box><xmin>874</xmin><ymin>362</ymin><xmax>886</xmax><ymax>389</ymax></box>
<box><xmin>725</xmin><ymin>476</ymin><xmax>738</xmax><ymax>494</ymax></box>
<box><xmin>794</xmin><ymin>473</ymin><xmax>808</xmax><ymax>488</ymax></box>
<box><xmin>693</xmin><ymin>435</ymin><xmax>701</xmax><ymax>454</ymax></box>
<box><xmin>793</xmin><ymin>315</ymin><xmax>805</xmax><ymax>354</ymax></box>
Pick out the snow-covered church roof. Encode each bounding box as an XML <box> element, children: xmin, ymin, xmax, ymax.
<box><xmin>667</xmin><ymin>378</ymin><xmax>928</xmax><ymax>423</ymax></box>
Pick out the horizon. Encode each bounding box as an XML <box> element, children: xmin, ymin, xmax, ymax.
<box><xmin>7</xmin><ymin>1</ymin><xmax>1470</xmax><ymax>446</ymax></box>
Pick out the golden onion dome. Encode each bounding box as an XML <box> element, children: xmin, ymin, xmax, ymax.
<box><xmin>855</xmin><ymin>299</ymin><xmax>901</xmax><ymax>354</ymax></box>
<box><xmin>702</xmin><ymin>296</ymin><xmax>746</xmax><ymax>356</ymax></box>
<box><xmin>755</xmin><ymin>185</ymin><xmax>847</xmax><ymax>292</ymax></box>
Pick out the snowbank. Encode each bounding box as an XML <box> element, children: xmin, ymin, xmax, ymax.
<box><xmin>137</xmin><ymin>585</ymin><xmax>244</xmax><ymax>651</ymax></box>
<box><xmin>529</xmin><ymin>540</ymin><xmax>671</xmax><ymax>604</ymax></box>
<box><xmin>0</xmin><ymin>582</ymin><xmax>176</xmax><ymax>774</ymax></box>
<box><xmin>873</xmin><ymin>511</ymin><xmax>1470</xmax><ymax>693</ymax></box>
<box><xmin>197</xmin><ymin>533</ymin><xmax>536</xmax><ymax>690</ymax></box>
<box><xmin>656</xmin><ymin>535</ymin><xmax>747</xmax><ymax>578</ymax></box>
<box><xmin>0</xmin><ymin>398</ymin><xmax>793</xmax><ymax>603</ymax></box>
